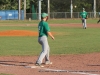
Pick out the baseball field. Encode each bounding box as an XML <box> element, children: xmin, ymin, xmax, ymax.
<box><xmin>0</xmin><ymin>19</ymin><xmax>100</xmax><ymax>75</ymax></box>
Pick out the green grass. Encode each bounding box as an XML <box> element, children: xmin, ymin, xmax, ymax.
<box><xmin>50</xmin><ymin>27</ymin><xmax>100</xmax><ymax>54</ymax></box>
<box><xmin>0</xmin><ymin>26</ymin><xmax>37</xmax><ymax>31</ymax></box>
<box><xmin>0</xmin><ymin>18</ymin><xmax>99</xmax><ymax>25</ymax></box>
<box><xmin>48</xmin><ymin>19</ymin><xmax>99</xmax><ymax>24</ymax></box>
<box><xmin>0</xmin><ymin>73</ymin><xmax>13</xmax><ymax>75</ymax></box>
<box><xmin>0</xmin><ymin>25</ymin><xmax>100</xmax><ymax>56</ymax></box>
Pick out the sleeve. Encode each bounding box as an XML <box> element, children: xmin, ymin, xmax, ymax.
<box><xmin>80</xmin><ymin>12</ymin><xmax>82</xmax><ymax>16</ymax></box>
<box><xmin>86</xmin><ymin>12</ymin><xmax>88</xmax><ymax>15</ymax></box>
<box><xmin>80</xmin><ymin>12</ymin><xmax>82</xmax><ymax>17</ymax></box>
<box><xmin>44</xmin><ymin>22</ymin><xmax>50</xmax><ymax>32</ymax></box>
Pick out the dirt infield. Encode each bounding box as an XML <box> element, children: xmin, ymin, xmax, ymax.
<box><xmin>0</xmin><ymin>53</ymin><xmax>100</xmax><ymax>75</ymax></box>
<box><xmin>0</xmin><ymin>23</ymin><xmax>100</xmax><ymax>75</ymax></box>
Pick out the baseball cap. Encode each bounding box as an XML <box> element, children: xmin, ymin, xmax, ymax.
<box><xmin>83</xmin><ymin>8</ymin><xmax>85</xmax><ymax>10</ymax></box>
<box><xmin>41</xmin><ymin>13</ymin><xmax>48</xmax><ymax>18</ymax></box>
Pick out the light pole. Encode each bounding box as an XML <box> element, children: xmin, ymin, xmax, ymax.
<box><xmin>38</xmin><ymin>0</ymin><xmax>42</xmax><ymax>20</ymax></box>
<box><xmin>47</xmin><ymin>0</ymin><xmax>50</xmax><ymax>18</ymax></box>
<box><xmin>94</xmin><ymin>0</ymin><xmax>96</xmax><ymax>18</ymax></box>
<box><xmin>70</xmin><ymin>0</ymin><xmax>73</xmax><ymax>18</ymax></box>
<box><xmin>24</xmin><ymin>0</ymin><xmax>26</xmax><ymax>20</ymax></box>
<box><xmin>18</xmin><ymin>0</ymin><xmax>21</xmax><ymax>20</ymax></box>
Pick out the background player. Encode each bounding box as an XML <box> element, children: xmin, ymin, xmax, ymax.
<box><xmin>80</xmin><ymin>8</ymin><xmax>88</xmax><ymax>29</ymax></box>
<box><xmin>97</xmin><ymin>12</ymin><xmax>100</xmax><ymax>23</ymax></box>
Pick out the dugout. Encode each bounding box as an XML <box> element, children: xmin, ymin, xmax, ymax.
<box><xmin>0</xmin><ymin>10</ymin><xmax>24</xmax><ymax>20</ymax></box>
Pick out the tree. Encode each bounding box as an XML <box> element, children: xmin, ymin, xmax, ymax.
<box><xmin>97</xmin><ymin>0</ymin><xmax>100</xmax><ymax>11</ymax></box>
<box><xmin>73</xmin><ymin>0</ymin><xmax>92</xmax><ymax>12</ymax></box>
<box><xmin>0</xmin><ymin>0</ymin><xmax>18</xmax><ymax>10</ymax></box>
<box><xmin>0</xmin><ymin>0</ymin><xmax>100</xmax><ymax>13</ymax></box>
<box><xmin>50</xmin><ymin>0</ymin><xmax>71</xmax><ymax>12</ymax></box>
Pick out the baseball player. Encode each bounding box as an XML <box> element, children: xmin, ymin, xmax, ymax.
<box><xmin>97</xmin><ymin>12</ymin><xmax>100</xmax><ymax>23</ymax></box>
<box><xmin>35</xmin><ymin>13</ymin><xmax>55</xmax><ymax>67</ymax></box>
<box><xmin>80</xmin><ymin>8</ymin><xmax>88</xmax><ymax>29</ymax></box>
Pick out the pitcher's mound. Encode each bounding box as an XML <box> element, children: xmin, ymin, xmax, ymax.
<box><xmin>0</xmin><ymin>30</ymin><xmax>38</xmax><ymax>36</ymax></box>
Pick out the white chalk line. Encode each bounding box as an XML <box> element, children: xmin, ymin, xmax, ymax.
<box><xmin>38</xmin><ymin>68</ymin><xmax>100</xmax><ymax>75</ymax></box>
<box><xmin>24</xmin><ymin>65</ymin><xmax>100</xmax><ymax>75</ymax></box>
<box><xmin>71</xmin><ymin>72</ymin><xmax>100</xmax><ymax>75</ymax></box>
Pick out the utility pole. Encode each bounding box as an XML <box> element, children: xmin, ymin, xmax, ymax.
<box><xmin>94</xmin><ymin>0</ymin><xmax>96</xmax><ymax>18</ymax></box>
<box><xmin>47</xmin><ymin>0</ymin><xmax>50</xmax><ymax>18</ymax></box>
<box><xmin>24</xmin><ymin>0</ymin><xmax>26</xmax><ymax>20</ymax></box>
<box><xmin>70</xmin><ymin>0</ymin><xmax>73</xmax><ymax>18</ymax></box>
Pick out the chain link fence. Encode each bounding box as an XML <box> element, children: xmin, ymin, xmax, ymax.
<box><xmin>26</xmin><ymin>12</ymin><xmax>100</xmax><ymax>20</ymax></box>
<box><xmin>25</xmin><ymin>12</ymin><xmax>100</xmax><ymax>20</ymax></box>
<box><xmin>0</xmin><ymin>12</ymin><xmax>99</xmax><ymax>20</ymax></box>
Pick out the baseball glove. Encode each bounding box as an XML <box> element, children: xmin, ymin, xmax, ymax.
<box><xmin>85</xmin><ymin>17</ymin><xmax>88</xmax><ymax>19</ymax></box>
<box><xmin>85</xmin><ymin>15</ymin><xmax>88</xmax><ymax>19</ymax></box>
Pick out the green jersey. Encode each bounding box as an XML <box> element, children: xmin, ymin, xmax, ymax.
<box><xmin>38</xmin><ymin>21</ymin><xmax>50</xmax><ymax>37</ymax></box>
<box><xmin>80</xmin><ymin>11</ymin><xmax>88</xmax><ymax>19</ymax></box>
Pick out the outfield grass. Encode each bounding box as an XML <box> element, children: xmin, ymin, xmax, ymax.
<box><xmin>0</xmin><ymin>18</ymin><xmax>99</xmax><ymax>25</ymax></box>
<box><xmin>0</xmin><ymin>25</ymin><xmax>100</xmax><ymax>56</ymax></box>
